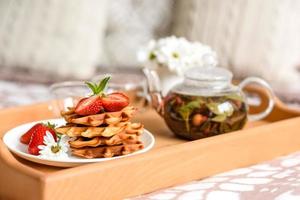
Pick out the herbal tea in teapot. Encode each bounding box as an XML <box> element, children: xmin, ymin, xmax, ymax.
<box><xmin>164</xmin><ymin>92</ymin><xmax>247</xmax><ymax>140</ymax></box>
<box><xmin>144</xmin><ymin>67</ymin><xmax>275</xmax><ymax>140</ymax></box>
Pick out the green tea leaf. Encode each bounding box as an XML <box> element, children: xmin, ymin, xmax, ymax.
<box><xmin>178</xmin><ymin>101</ymin><xmax>200</xmax><ymax>116</ymax></box>
<box><xmin>197</xmin><ymin>97</ymin><xmax>206</xmax><ymax>105</ymax></box>
<box><xmin>219</xmin><ymin>122</ymin><xmax>232</xmax><ymax>132</ymax></box>
<box><xmin>226</xmin><ymin>93</ymin><xmax>243</xmax><ymax>101</ymax></box>
<box><xmin>206</xmin><ymin>103</ymin><xmax>220</xmax><ymax>115</ymax></box>
<box><xmin>211</xmin><ymin>114</ymin><xmax>227</xmax><ymax>122</ymax></box>
<box><xmin>178</xmin><ymin>100</ymin><xmax>201</xmax><ymax>132</ymax></box>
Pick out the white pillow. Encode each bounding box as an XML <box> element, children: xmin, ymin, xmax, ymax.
<box><xmin>173</xmin><ymin>0</ymin><xmax>300</xmax><ymax>101</ymax></box>
<box><xmin>0</xmin><ymin>0</ymin><xmax>107</xmax><ymax>78</ymax></box>
<box><xmin>101</xmin><ymin>0</ymin><xmax>173</xmax><ymax>67</ymax></box>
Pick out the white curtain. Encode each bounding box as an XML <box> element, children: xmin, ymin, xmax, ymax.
<box><xmin>173</xmin><ymin>0</ymin><xmax>300</xmax><ymax>101</ymax></box>
<box><xmin>0</xmin><ymin>0</ymin><xmax>107</xmax><ymax>78</ymax></box>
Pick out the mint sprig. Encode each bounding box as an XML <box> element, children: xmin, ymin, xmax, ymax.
<box><xmin>85</xmin><ymin>76</ymin><xmax>111</xmax><ymax>96</ymax></box>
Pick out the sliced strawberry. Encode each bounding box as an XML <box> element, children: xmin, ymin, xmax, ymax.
<box><xmin>27</xmin><ymin>123</ymin><xmax>57</xmax><ymax>155</ymax></box>
<box><xmin>74</xmin><ymin>95</ymin><xmax>103</xmax><ymax>115</ymax></box>
<box><xmin>74</xmin><ymin>77</ymin><xmax>111</xmax><ymax>116</ymax></box>
<box><xmin>20</xmin><ymin>123</ymin><xmax>42</xmax><ymax>144</ymax></box>
<box><xmin>102</xmin><ymin>92</ymin><xmax>129</xmax><ymax>112</ymax></box>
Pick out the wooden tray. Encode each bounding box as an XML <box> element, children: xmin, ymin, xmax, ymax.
<box><xmin>1</xmin><ymin>88</ymin><xmax>300</xmax><ymax>200</ymax></box>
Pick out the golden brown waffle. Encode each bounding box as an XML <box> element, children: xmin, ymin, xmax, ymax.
<box><xmin>61</xmin><ymin>106</ymin><xmax>137</xmax><ymax>126</ymax></box>
<box><xmin>71</xmin><ymin>143</ymin><xmax>144</xmax><ymax>158</ymax></box>
<box><xmin>56</xmin><ymin>126</ymin><xmax>123</xmax><ymax>138</ymax></box>
<box><xmin>56</xmin><ymin>122</ymin><xmax>144</xmax><ymax>138</ymax></box>
<box><xmin>69</xmin><ymin>131</ymin><xmax>140</xmax><ymax>148</ymax></box>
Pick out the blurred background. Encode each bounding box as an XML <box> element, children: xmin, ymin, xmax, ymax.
<box><xmin>0</xmin><ymin>0</ymin><xmax>299</xmax><ymax>108</ymax></box>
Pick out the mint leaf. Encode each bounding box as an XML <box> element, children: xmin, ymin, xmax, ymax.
<box><xmin>211</xmin><ymin>114</ymin><xmax>227</xmax><ymax>122</ymax></box>
<box><xmin>85</xmin><ymin>82</ymin><xmax>97</xmax><ymax>94</ymax></box>
<box><xmin>85</xmin><ymin>76</ymin><xmax>111</xmax><ymax>96</ymax></box>
<box><xmin>97</xmin><ymin>77</ymin><xmax>110</xmax><ymax>93</ymax></box>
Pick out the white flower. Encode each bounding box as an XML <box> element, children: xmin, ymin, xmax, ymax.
<box><xmin>218</xmin><ymin>102</ymin><xmax>234</xmax><ymax>116</ymax></box>
<box><xmin>137</xmin><ymin>36</ymin><xmax>218</xmax><ymax>75</ymax></box>
<box><xmin>38</xmin><ymin>131</ymin><xmax>69</xmax><ymax>159</ymax></box>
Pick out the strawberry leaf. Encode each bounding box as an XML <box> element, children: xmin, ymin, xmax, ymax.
<box><xmin>44</xmin><ymin>122</ymin><xmax>56</xmax><ymax>129</ymax></box>
<box><xmin>56</xmin><ymin>132</ymin><xmax>63</xmax><ymax>141</ymax></box>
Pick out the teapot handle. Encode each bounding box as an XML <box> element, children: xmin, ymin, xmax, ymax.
<box><xmin>238</xmin><ymin>77</ymin><xmax>275</xmax><ymax>121</ymax></box>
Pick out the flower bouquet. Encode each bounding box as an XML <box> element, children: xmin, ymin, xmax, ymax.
<box><xmin>137</xmin><ymin>36</ymin><xmax>218</xmax><ymax>94</ymax></box>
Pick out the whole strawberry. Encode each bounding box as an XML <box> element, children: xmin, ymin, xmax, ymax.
<box><xmin>27</xmin><ymin>122</ymin><xmax>57</xmax><ymax>155</ymax></box>
<box><xmin>74</xmin><ymin>77</ymin><xmax>110</xmax><ymax>116</ymax></box>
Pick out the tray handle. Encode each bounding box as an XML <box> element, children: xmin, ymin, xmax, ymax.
<box><xmin>239</xmin><ymin>77</ymin><xmax>275</xmax><ymax>121</ymax></box>
<box><xmin>244</xmin><ymin>84</ymin><xmax>300</xmax><ymax>121</ymax></box>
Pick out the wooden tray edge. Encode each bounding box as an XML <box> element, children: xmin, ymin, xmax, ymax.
<box><xmin>40</xmin><ymin>117</ymin><xmax>300</xmax><ymax>199</ymax></box>
<box><xmin>0</xmin><ymin>92</ymin><xmax>299</xmax><ymax>199</ymax></box>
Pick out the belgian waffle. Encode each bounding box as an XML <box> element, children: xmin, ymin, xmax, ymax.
<box><xmin>56</xmin><ymin>122</ymin><xmax>144</xmax><ymax>138</ymax></box>
<box><xmin>69</xmin><ymin>131</ymin><xmax>140</xmax><ymax>148</ymax></box>
<box><xmin>71</xmin><ymin>142</ymin><xmax>144</xmax><ymax>158</ymax></box>
<box><xmin>59</xmin><ymin>101</ymin><xmax>145</xmax><ymax>159</ymax></box>
<box><xmin>61</xmin><ymin>106</ymin><xmax>137</xmax><ymax>127</ymax></box>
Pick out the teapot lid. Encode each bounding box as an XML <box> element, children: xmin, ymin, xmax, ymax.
<box><xmin>184</xmin><ymin>67</ymin><xmax>233</xmax><ymax>82</ymax></box>
<box><xmin>172</xmin><ymin>67</ymin><xmax>236</xmax><ymax>96</ymax></box>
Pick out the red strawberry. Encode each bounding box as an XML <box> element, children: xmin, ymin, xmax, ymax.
<box><xmin>74</xmin><ymin>77</ymin><xmax>110</xmax><ymax>116</ymax></box>
<box><xmin>74</xmin><ymin>95</ymin><xmax>103</xmax><ymax>115</ymax></box>
<box><xmin>20</xmin><ymin>123</ymin><xmax>41</xmax><ymax>144</ymax></box>
<box><xmin>102</xmin><ymin>92</ymin><xmax>129</xmax><ymax>112</ymax></box>
<box><xmin>27</xmin><ymin>123</ymin><xmax>57</xmax><ymax>155</ymax></box>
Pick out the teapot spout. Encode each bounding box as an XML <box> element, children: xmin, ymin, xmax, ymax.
<box><xmin>143</xmin><ymin>68</ymin><xmax>164</xmax><ymax>116</ymax></box>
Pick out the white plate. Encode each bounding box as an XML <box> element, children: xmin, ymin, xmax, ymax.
<box><xmin>2</xmin><ymin>119</ymin><xmax>155</xmax><ymax>167</ymax></box>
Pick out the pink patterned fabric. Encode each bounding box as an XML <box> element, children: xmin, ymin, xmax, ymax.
<box><xmin>1</xmin><ymin>80</ymin><xmax>300</xmax><ymax>200</ymax></box>
<box><xmin>132</xmin><ymin>152</ymin><xmax>300</xmax><ymax>200</ymax></box>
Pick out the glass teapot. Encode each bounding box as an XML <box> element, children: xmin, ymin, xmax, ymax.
<box><xmin>144</xmin><ymin>67</ymin><xmax>275</xmax><ymax>140</ymax></box>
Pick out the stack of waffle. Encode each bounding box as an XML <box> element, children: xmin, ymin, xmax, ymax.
<box><xmin>56</xmin><ymin>106</ymin><xmax>144</xmax><ymax>158</ymax></box>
